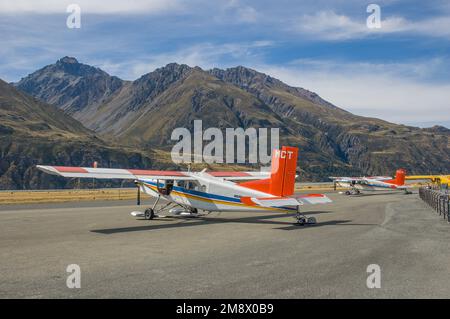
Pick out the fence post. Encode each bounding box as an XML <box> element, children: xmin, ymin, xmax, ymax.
<box><xmin>419</xmin><ymin>187</ymin><xmax>450</xmax><ymax>224</ymax></box>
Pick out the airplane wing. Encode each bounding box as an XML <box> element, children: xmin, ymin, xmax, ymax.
<box><xmin>330</xmin><ymin>176</ymin><xmax>391</xmax><ymax>182</ymax></box>
<box><xmin>241</xmin><ymin>194</ymin><xmax>332</xmax><ymax>207</ymax></box>
<box><xmin>36</xmin><ymin>165</ymin><xmax>195</xmax><ymax>180</ymax></box>
<box><xmin>208</xmin><ymin>171</ymin><xmax>270</xmax><ymax>181</ymax></box>
<box><xmin>296</xmin><ymin>194</ymin><xmax>333</xmax><ymax>205</ymax></box>
<box><xmin>367</xmin><ymin>176</ymin><xmax>392</xmax><ymax>181</ymax></box>
<box><xmin>329</xmin><ymin>176</ymin><xmax>363</xmax><ymax>182</ymax></box>
<box><xmin>37</xmin><ymin>165</ymin><xmax>270</xmax><ymax>181</ymax></box>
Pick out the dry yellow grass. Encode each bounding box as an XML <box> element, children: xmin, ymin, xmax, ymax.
<box><xmin>0</xmin><ymin>188</ymin><xmax>138</xmax><ymax>205</ymax></box>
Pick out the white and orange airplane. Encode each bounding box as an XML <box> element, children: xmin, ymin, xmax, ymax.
<box><xmin>329</xmin><ymin>169</ymin><xmax>411</xmax><ymax>195</ymax></box>
<box><xmin>37</xmin><ymin>146</ymin><xmax>332</xmax><ymax>225</ymax></box>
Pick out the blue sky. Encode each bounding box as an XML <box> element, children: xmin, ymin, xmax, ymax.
<box><xmin>1</xmin><ymin>0</ymin><xmax>450</xmax><ymax>127</ymax></box>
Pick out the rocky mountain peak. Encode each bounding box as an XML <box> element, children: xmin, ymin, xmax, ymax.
<box><xmin>15</xmin><ymin>57</ymin><xmax>124</xmax><ymax>115</ymax></box>
<box><xmin>51</xmin><ymin>56</ymin><xmax>106</xmax><ymax>77</ymax></box>
<box><xmin>126</xmin><ymin>63</ymin><xmax>194</xmax><ymax>110</ymax></box>
<box><xmin>58</xmin><ymin>56</ymin><xmax>79</xmax><ymax>64</ymax></box>
<box><xmin>137</xmin><ymin>63</ymin><xmax>192</xmax><ymax>82</ymax></box>
<box><xmin>423</xmin><ymin>125</ymin><xmax>450</xmax><ymax>134</ymax></box>
<box><xmin>210</xmin><ymin>65</ymin><xmax>271</xmax><ymax>88</ymax></box>
<box><xmin>209</xmin><ymin>65</ymin><xmax>340</xmax><ymax>111</ymax></box>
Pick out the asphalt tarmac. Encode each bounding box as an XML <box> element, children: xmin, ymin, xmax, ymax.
<box><xmin>1</xmin><ymin>191</ymin><xmax>449</xmax><ymax>298</ymax></box>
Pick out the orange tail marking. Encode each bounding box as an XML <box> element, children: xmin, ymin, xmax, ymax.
<box><xmin>394</xmin><ymin>169</ymin><xmax>406</xmax><ymax>185</ymax></box>
<box><xmin>239</xmin><ymin>146</ymin><xmax>299</xmax><ymax>196</ymax></box>
<box><xmin>386</xmin><ymin>169</ymin><xmax>407</xmax><ymax>186</ymax></box>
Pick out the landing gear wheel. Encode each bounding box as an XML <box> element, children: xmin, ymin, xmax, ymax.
<box><xmin>345</xmin><ymin>191</ymin><xmax>351</xmax><ymax>195</ymax></box>
<box><xmin>144</xmin><ymin>208</ymin><xmax>155</xmax><ymax>220</ymax></box>
<box><xmin>190</xmin><ymin>208</ymin><xmax>198</xmax><ymax>214</ymax></box>
<box><xmin>295</xmin><ymin>212</ymin><xmax>306</xmax><ymax>226</ymax></box>
<box><xmin>307</xmin><ymin>217</ymin><xmax>317</xmax><ymax>224</ymax></box>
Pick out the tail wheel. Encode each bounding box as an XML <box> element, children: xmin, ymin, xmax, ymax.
<box><xmin>144</xmin><ymin>208</ymin><xmax>155</xmax><ymax>220</ymax></box>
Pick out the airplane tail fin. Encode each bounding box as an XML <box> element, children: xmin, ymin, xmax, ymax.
<box><xmin>269</xmin><ymin>146</ymin><xmax>298</xmax><ymax>196</ymax></box>
<box><xmin>387</xmin><ymin>169</ymin><xmax>406</xmax><ymax>186</ymax></box>
<box><xmin>239</xmin><ymin>146</ymin><xmax>298</xmax><ymax>196</ymax></box>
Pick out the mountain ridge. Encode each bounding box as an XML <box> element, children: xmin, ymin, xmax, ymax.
<box><xmin>10</xmin><ymin>57</ymin><xmax>450</xmax><ymax>183</ymax></box>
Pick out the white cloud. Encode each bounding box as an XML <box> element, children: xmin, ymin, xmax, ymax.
<box><xmin>256</xmin><ymin>59</ymin><xmax>450</xmax><ymax>127</ymax></box>
<box><xmin>96</xmin><ymin>41</ymin><xmax>274</xmax><ymax>80</ymax></box>
<box><xmin>292</xmin><ymin>10</ymin><xmax>450</xmax><ymax>40</ymax></box>
<box><xmin>0</xmin><ymin>0</ymin><xmax>181</xmax><ymax>14</ymax></box>
<box><xmin>225</xmin><ymin>0</ymin><xmax>259</xmax><ymax>23</ymax></box>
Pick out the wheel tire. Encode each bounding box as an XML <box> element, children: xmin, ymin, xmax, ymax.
<box><xmin>345</xmin><ymin>191</ymin><xmax>351</xmax><ymax>195</ymax></box>
<box><xmin>296</xmin><ymin>217</ymin><xmax>306</xmax><ymax>226</ymax></box>
<box><xmin>144</xmin><ymin>208</ymin><xmax>155</xmax><ymax>220</ymax></box>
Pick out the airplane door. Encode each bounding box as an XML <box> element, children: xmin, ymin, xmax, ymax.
<box><xmin>157</xmin><ymin>179</ymin><xmax>174</xmax><ymax>196</ymax></box>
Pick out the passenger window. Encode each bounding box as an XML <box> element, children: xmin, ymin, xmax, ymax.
<box><xmin>177</xmin><ymin>180</ymin><xmax>186</xmax><ymax>188</ymax></box>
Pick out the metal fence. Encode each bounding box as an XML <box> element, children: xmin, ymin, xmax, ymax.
<box><xmin>419</xmin><ymin>187</ymin><xmax>450</xmax><ymax>222</ymax></box>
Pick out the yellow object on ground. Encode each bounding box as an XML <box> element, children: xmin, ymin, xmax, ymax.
<box><xmin>406</xmin><ymin>175</ymin><xmax>450</xmax><ymax>186</ymax></box>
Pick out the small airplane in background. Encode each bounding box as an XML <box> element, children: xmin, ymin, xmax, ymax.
<box><xmin>329</xmin><ymin>169</ymin><xmax>412</xmax><ymax>195</ymax></box>
<box><xmin>37</xmin><ymin>146</ymin><xmax>332</xmax><ymax>225</ymax></box>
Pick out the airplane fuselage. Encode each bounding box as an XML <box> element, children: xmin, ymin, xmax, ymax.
<box><xmin>140</xmin><ymin>176</ymin><xmax>297</xmax><ymax>213</ymax></box>
<box><xmin>337</xmin><ymin>181</ymin><xmax>402</xmax><ymax>192</ymax></box>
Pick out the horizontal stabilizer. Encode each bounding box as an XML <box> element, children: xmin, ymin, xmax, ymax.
<box><xmin>296</xmin><ymin>194</ymin><xmax>333</xmax><ymax>205</ymax></box>
<box><xmin>241</xmin><ymin>193</ymin><xmax>332</xmax><ymax>207</ymax></box>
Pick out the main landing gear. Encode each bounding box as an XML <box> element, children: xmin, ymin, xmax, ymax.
<box><xmin>144</xmin><ymin>194</ymin><xmax>162</xmax><ymax>220</ymax></box>
<box><xmin>144</xmin><ymin>208</ymin><xmax>155</xmax><ymax>220</ymax></box>
<box><xmin>294</xmin><ymin>208</ymin><xmax>316</xmax><ymax>226</ymax></box>
<box><xmin>131</xmin><ymin>194</ymin><xmax>162</xmax><ymax>220</ymax></box>
<box><xmin>345</xmin><ymin>188</ymin><xmax>361</xmax><ymax>195</ymax></box>
<box><xmin>131</xmin><ymin>195</ymin><xmax>201</xmax><ymax>220</ymax></box>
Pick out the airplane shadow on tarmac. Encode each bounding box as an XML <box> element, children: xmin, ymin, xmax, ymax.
<box><xmin>91</xmin><ymin>212</ymin><xmax>375</xmax><ymax>234</ymax></box>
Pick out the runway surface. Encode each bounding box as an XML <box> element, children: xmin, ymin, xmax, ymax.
<box><xmin>1</xmin><ymin>191</ymin><xmax>450</xmax><ymax>298</ymax></box>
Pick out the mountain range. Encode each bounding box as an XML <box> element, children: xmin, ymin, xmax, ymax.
<box><xmin>0</xmin><ymin>78</ymin><xmax>164</xmax><ymax>189</ymax></box>
<box><xmin>1</xmin><ymin>56</ymin><xmax>448</xmax><ymax>189</ymax></box>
